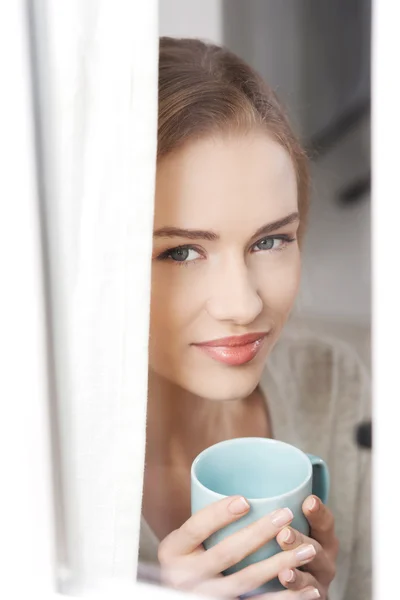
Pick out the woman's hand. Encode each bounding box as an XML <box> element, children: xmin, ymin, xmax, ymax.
<box><xmin>157</xmin><ymin>495</ymin><xmax>322</xmax><ymax>599</ymax></box>
<box><xmin>276</xmin><ymin>496</ymin><xmax>339</xmax><ymax>600</ymax></box>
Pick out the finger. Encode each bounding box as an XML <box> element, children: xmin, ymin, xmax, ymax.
<box><xmin>278</xmin><ymin>567</ymin><xmax>321</xmax><ymax>595</ymax></box>
<box><xmin>195</xmin><ymin>542</ymin><xmax>317</xmax><ymax>599</ymax></box>
<box><xmin>158</xmin><ymin>495</ymin><xmax>250</xmax><ymax>560</ymax></box>
<box><xmin>302</xmin><ymin>496</ymin><xmax>338</xmax><ymax>556</ymax></box>
<box><xmin>192</xmin><ymin>580</ymin><xmax>319</xmax><ymax>600</ymax></box>
<box><xmin>193</xmin><ymin>507</ymin><xmax>294</xmax><ymax>579</ymax></box>
<box><xmin>158</xmin><ymin>559</ymin><xmax>225</xmax><ymax>592</ymax></box>
<box><xmin>276</xmin><ymin>527</ymin><xmax>334</xmax><ymax>585</ymax></box>
<box><xmin>254</xmin><ymin>587</ymin><xmax>321</xmax><ymax>600</ymax></box>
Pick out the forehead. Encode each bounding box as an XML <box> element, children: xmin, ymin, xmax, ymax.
<box><xmin>154</xmin><ymin>133</ymin><xmax>298</xmax><ymax>231</ymax></box>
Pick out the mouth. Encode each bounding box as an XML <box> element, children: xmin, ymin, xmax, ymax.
<box><xmin>192</xmin><ymin>332</ymin><xmax>268</xmax><ymax>366</ymax></box>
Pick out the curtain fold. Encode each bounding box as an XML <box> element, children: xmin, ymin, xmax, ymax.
<box><xmin>36</xmin><ymin>0</ymin><xmax>158</xmax><ymax>589</ymax></box>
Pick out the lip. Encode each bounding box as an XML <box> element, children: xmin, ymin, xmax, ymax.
<box><xmin>195</xmin><ymin>332</ymin><xmax>268</xmax><ymax>348</ymax></box>
<box><xmin>193</xmin><ymin>332</ymin><xmax>268</xmax><ymax>366</ymax></box>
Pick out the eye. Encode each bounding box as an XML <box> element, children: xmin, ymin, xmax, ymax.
<box><xmin>252</xmin><ymin>235</ymin><xmax>294</xmax><ymax>252</ymax></box>
<box><xmin>158</xmin><ymin>246</ymin><xmax>202</xmax><ymax>263</ymax></box>
<box><xmin>254</xmin><ymin>238</ymin><xmax>276</xmax><ymax>251</ymax></box>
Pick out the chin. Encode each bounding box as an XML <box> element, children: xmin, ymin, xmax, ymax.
<box><xmin>178</xmin><ymin>363</ymin><xmax>264</xmax><ymax>402</ymax></box>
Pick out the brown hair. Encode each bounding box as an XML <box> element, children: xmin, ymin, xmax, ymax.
<box><xmin>158</xmin><ymin>37</ymin><xmax>310</xmax><ymax>239</ymax></box>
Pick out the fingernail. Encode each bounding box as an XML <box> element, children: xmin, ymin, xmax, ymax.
<box><xmin>306</xmin><ymin>497</ymin><xmax>319</xmax><ymax>512</ymax></box>
<box><xmin>281</xmin><ymin>527</ymin><xmax>295</xmax><ymax>544</ymax></box>
<box><xmin>228</xmin><ymin>496</ymin><xmax>250</xmax><ymax>515</ymax></box>
<box><xmin>295</xmin><ymin>544</ymin><xmax>316</xmax><ymax>563</ymax></box>
<box><xmin>300</xmin><ymin>587</ymin><xmax>320</xmax><ymax>599</ymax></box>
<box><xmin>282</xmin><ymin>568</ymin><xmax>296</xmax><ymax>583</ymax></box>
<box><xmin>271</xmin><ymin>508</ymin><xmax>294</xmax><ymax>527</ymax></box>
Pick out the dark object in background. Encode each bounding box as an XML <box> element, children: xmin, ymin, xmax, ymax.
<box><xmin>307</xmin><ymin>99</ymin><xmax>371</xmax><ymax>207</ymax></box>
<box><xmin>307</xmin><ymin>100</ymin><xmax>370</xmax><ymax>158</ymax></box>
<box><xmin>338</xmin><ymin>173</ymin><xmax>371</xmax><ymax>206</ymax></box>
<box><xmin>356</xmin><ymin>421</ymin><xmax>372</xmax><ymax>449</ymax></box>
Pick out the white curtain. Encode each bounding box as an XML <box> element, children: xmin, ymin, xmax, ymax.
<box><xmin>0</xmin><ymin>1</ymin><xmax>56</xmax><ymax>596</ymax></box>
<box><xmin>32</xmin><ymin>0</ymin><xmax>158</xmax><ymax>591</ymax></box>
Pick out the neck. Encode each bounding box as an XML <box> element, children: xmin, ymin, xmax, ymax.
<box><xmin>146</xmin><ymin>370</ymin><xmax>253</xmax><ymax>469</ymax></box>
<box><xmin>143</xmin><ymin>371</ymin><xmax>271</xmax><ymax>539</ymax></box>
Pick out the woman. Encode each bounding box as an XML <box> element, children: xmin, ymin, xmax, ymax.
<box><xmin>138</xmin><ymin>37</ymin><xmax>371</xmax><ymax>600</ymax></box>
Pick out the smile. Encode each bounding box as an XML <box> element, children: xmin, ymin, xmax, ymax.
<box><xmin>192</xmin><ymin>333</ymin><xmax>268</xmax><ymax>366</ymax></box>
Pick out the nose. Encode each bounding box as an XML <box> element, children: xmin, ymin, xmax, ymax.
<box><xmin>205</xmin><ymin>258</ymin><xmax>263</xmax><ymax>326</ymax></box>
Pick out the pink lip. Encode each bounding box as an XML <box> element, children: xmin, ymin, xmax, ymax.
<box><xmin>193</xmin><ymin>333</ymin><xmax>268</xmax><ymax>366</ymax></box>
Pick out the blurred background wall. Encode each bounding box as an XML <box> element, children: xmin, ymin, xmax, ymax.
<box><xmin>159</xmin><ymin>0</ymin><xmax>371</xmax><ymax>370</ymax></box>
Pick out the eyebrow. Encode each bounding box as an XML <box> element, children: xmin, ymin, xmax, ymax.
<box><xmin>252</xmin><ymin>212</ymin><xmax>300</xmax><ymax>239</ymax></box>
<box><xmin>153</xmin><ymin>211</ymin><xmax>300</xmax><ymax>242</ymax></box>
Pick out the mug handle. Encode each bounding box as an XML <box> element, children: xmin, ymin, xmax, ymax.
<box><xmin>306</xmin><ymin>454</ymin><xmax>330</xmax><ymax>504</ymax></box>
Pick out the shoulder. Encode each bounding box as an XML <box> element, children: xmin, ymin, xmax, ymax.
<box><xmin>270</xmin><ymin>327</ymin><xmax>369</xmax><ymax>389</ymax></box>
<box><xmin>266</xmin><ymin>327</ymin><xmax>371</xmax><ymax>422</ymax></box>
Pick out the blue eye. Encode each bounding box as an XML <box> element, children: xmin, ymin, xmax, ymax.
<box><xmin>169</xmin><ymin>247</ymin><xmax>189</xmax><ymax>261</ymax></box>
<box><xmin>254</xmin><ymin>238</ymin><xmax>275</xmax><ymax>251</ymax></box>
<box><xmin>158</xmin><ymin>246</ymin><xmax>202</xmax><ymax>263</ymax></box>
<box><xmin>252</xmin><ymin>235</ymin><xmax>296</xmax><ymax>253</ymax></box>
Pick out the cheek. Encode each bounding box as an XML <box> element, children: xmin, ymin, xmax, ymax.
<box><xmin>149</xmin><ymin>266</ymin><xmax>206</xmax><ymax>342</ymax></box>
<box><xmin>254</xmin><ymin>253</ymin><xmax>301</xmax><ymax>317</ymax></box>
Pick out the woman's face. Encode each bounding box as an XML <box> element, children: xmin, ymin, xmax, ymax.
<box><xmin>150</xmin><ymin>132</ymin><xmax>301</xmax><ymax>401</ymax></box>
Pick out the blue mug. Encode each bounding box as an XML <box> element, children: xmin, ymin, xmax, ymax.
<box><xmin>191</xmin><ymin>437</ymin><xmax>329</xmax><ymax>595</ymax></box>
